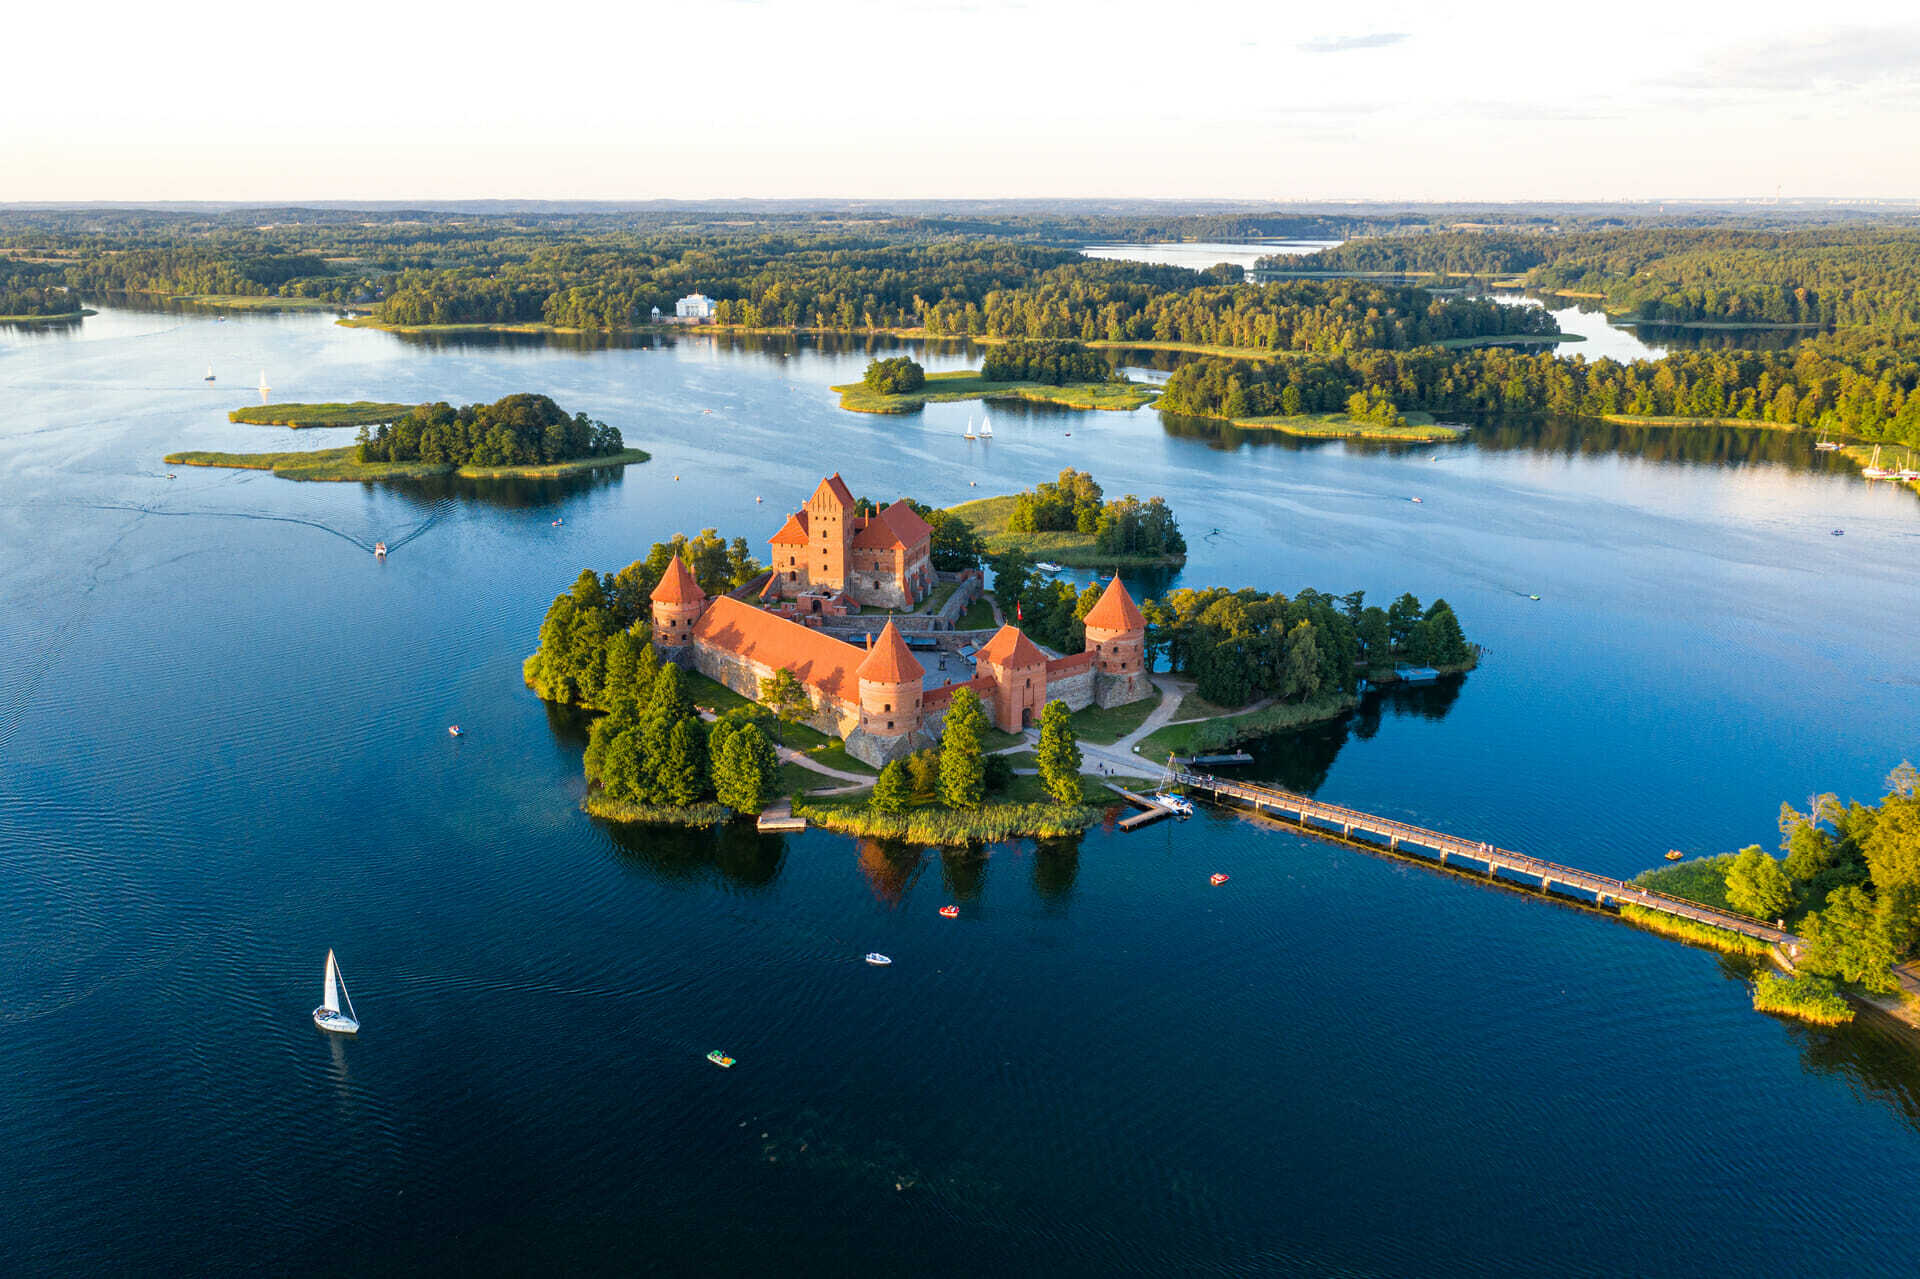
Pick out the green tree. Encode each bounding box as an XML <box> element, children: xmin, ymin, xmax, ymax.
<box><xmin>1800</xmin><ymin>885</ymin><xmax>1903</xmax><ymax>993</ymax></box>
<box><xmin>1725</xmin><ymin>846</ymin><xmax>1794</xmax><ymax>920</ymax></box>
<box><xmin>1357</xmin><ymin>607</ymin><xmax>1391</xmax><ymax>669</ymax></box>
<box><xmin>1861</xmin><ymin>788</ymin><xmax>1920</xmax><ymax>893</ymax></box>
<box><xmin>760</xmin><ymin>667</ymin><xmax>810</xmax><ymax>736</ymax></box>
<box><xmin>659</xmin><ymin>717</ymin><xmax>710</xmax><ymax>807</ymax></box>
<box><xmin>871</xmin><ymin>759</ymin><xmax>913</xmax><ymax>815</ymax></box>
<box><xmin>1281</xmin><ymin>620</ymin><xmax>1323</xmax><ymax>702</ymax></box>
<box><xmin>939</xmin><ymin>687</ymin><xmax>988</xmax><ymax>809</ymax></box>
<box><xmin>714</xmin><ymin>722</ymin><xmax>778</xmax><ymax>813</ymax></box>
<box><xmin>906</xmin><ymin>748</ymin><xmax>941</xmax><ymax>798</ymax></box>
<box><xmin>862</xmin><ymin>356</ymin><xmax>925</xmax><ymax>394</ymax></box>
<box><xmin>1035</xmin><ymin>699</ymin><xmax>1083</xmax><ymax>804</ymax></box>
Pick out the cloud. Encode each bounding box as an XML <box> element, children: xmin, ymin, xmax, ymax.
<box><xmin>1674</xmin><ymin>26</ymin><xmax>1920</xmax><ymax>94</ymax></box>
<box><xmin>1298</xmin><ymin>32</ymin><xmax>1409</xmax><ymax>54</ymax></box>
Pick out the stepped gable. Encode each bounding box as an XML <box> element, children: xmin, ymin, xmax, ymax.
<box><xmin>770</xmin><ymin>511</ymin><xmax>810</xmax><ymax>544</ymax></box>
<box><xmin>650</xmin><ymin>555</ymin><xmax>706</xmax><ymax>604</ymax></box>
<box><xmin>815</xmin><ymin>473</ymin><xmax>856</xmax><ymax>508</ymax></box>
<box><xmin>976</xmin><ymin>624</ymin><xmax>1048</xmax><ymax>669</ymax></box>
<box><xmin>855</xmin><ymin>620</ymin><xmax>924</xmax><ymax>684</ymax></box>
<box><xmin>692</xmin><ymin>596</ymin><xmax>862</xmax><ymax>702</ymax></box>
<box><xmin>852</xmin><ymin>499</ymin><xmax>932</xmax><ymax>549</ymax></box>
<box><xmin>1082</xmin><ymin>576</ymin><xmax>1146</xmax><ymax>633</ymax></box>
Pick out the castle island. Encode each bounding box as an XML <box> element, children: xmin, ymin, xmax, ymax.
<box><xmin>649</xmin><ymin>473</ymin><xmax>1152</xmax><ymax>767</ymax></box>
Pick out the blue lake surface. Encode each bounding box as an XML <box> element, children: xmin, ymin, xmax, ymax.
<box><xmin>2</xmin><ymin>306</ymin><xmax>1918</xmax><ymax>1275</ymax></box>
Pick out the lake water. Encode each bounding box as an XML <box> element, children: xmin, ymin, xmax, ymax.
<box><xmin>1082</xmin><ymin>240</ymin><xmax>1340</xmax><ymax>278</ymax></box>
<box><xmin>4</xmin><ymin>305</ymin><xmax>1919</xmax><ymax>1275</ymax></box>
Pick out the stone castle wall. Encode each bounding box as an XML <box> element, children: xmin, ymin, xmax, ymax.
<box><xmin>686</xmin><ymin>644</ymin><xmax>860</xmax><ymax>741</ymax></box>
<box><xmin>1094</xmin><ymin>668</ymin><xmax>1151</xmax><ymax>708</ymax></box>
<box><xmin>1047</xmin><ymin>666</ymin><xmax>1096</xmax><ymax>712</ymax></box>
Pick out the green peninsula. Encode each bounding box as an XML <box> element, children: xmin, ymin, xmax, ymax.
<box><xmin>229</xmin><ymin>401</ymin><xmax>417</xmax><ymax>428</ymax></box>
<box><xmin>834</xmin><ymin>369</ymin><xmax>1155</xmax><ymax>414</ymax></box>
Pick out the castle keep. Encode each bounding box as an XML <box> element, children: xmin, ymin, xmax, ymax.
<box><xmin>650</xmin><ymin>474</ymin><xmax>1151</xmax><ymax>767</ymax></box>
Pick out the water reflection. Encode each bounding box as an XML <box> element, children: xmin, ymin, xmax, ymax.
<box><xmin>939</xmin><ymin>847</ymin><xmax>989</xmax><ymax>903</ymax></box>
<box><xmin>604</xmin><ymin>818</ymin><xmax>787</xmax><ymax>890</ymax></box>
<box><xmin>382</xmin><ymin>465</ymin><xmax>630</xmax><ymax>511</ymax></box>
<box><xmin>1030</xmin><ymin>840</ymin><xmax>1081</xmax><ymax>908</ymax></box>
<box><xmin>1240</xmin><ymin>677</ymin><xmax>1467</xmax><ymax>794</ymax></box>
<box><xmin>856</xmin><ymin>838</ymin><xmax>925</xmax><ymax>906</ymax></box>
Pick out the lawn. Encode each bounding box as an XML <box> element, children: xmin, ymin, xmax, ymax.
<box><xmin>1068</xmin><ymin>696</ymin><xmax>1160</xmax><ymax>745</ymax></box>
<box><xmin>229</xmin><ymin>401</ymin><xmax>416</xmax><ymax>428</ymax></box>
<box><xmin>832</xmin><ymin>369</ymin><xmax>1157</xmax><ymax>414</ymax></box>
<box><xmin>1229</xmin><ymin>411</ymin><xmax>1463</xmax><ymax>442</ymax></box>
<box><xmin>1135</xmin><ymin>693</ymin><xmax>1356</xmax><ymax>758</ymax></box>
<box><xmin>956</xmin><ymin>598</ymin><xmax>997</xmax><ymax>630</ymax></box>
<box><xmin>164</xmin><ymin>445</ymin><xmax>649</xmax><ymax>483</ymax></box>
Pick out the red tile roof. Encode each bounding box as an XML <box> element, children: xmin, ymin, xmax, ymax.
<box><xmin>1082</xmin><ymin>576</ymin><xmax>1146</xmax><ymax>634</ymax></box>
<box><xmin>769</xmin><ymin>510</ymin><xmax>810</xmax><ymax>545</ymax></box>
<box><xmin>1045</xmin><ymin>651</ymin><xmax>1094</xmax><ymax>677</ymax></box>
<box><xmin>650</xmin><ymin>555</ymin><xmax>706</xmax><ymax>605</ymax></box>
<box><xmin>812</xmin><ymin>473</ymin><xmax>855</xmax><ymax>509</ymax></box>
<box><xmin>921</xmin><ymin>676</ymin><xmax>996</xmax><ymax>711</ymax></box>
<box><xmin>976</xmin><ymin>624</ymin><xmax>1048</xmax><ymax>669</ymax></box>
<box><xmin>852</xmin><ymin>499</ymin><xmax>932</xmax><ymax>551</ymax></box>
<box><xmin>691</xmin><ymin>596</ymin><xmax>863</xmax><ymax>703</ymax></box>
<box><xmin>855</xmin><ymin>620</ymin><xmax>925</xmax><ymax>685</ymax></box>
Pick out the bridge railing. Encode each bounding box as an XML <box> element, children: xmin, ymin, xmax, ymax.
<box><xmin>1172</xmin><ymin>770</ymin><xmax>1791</xmax><ymax>942</ymax></box>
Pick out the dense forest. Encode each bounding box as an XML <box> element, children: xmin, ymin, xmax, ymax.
<box><xmin>1157</xmin><ymin>334</ymin><xmax>1920</xmax><ymax>446</ymax></box>
<box><xmin>981</xmin><ymin>340</ymin><xmax>1113</xmax><ymax>385</ymax></box>
<box><xmin>0</xmin><ymin>285</ymin><xmax>82</xmax><ymax>316</ymax></box>
<box><xmin>1292</xmin><ymin>227</ymin><xmax>1920</xmax><ymax>329</ymax></box>
<box><xmin>353</xmin><ymin>393</ymin><xmax>626</xmax><ymax>467</ymax></box>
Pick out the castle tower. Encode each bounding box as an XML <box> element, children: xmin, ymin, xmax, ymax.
<box><xmin>804</xmin><ymin>473</ymin><xmax>856</xmax><ymax>594</ymax></box>
<box><xmin>1082</xmin><ymin>576</ymin><xmax>1149</xmax><ymax>707</ymax></box>
<box><xmin>649</xmin><ymin>555</ymin><xmax>708</xmax><ymax>657</ymax></box>
<box><xmin>975</xmin><ymin>624</ymin><xmax>1049</xmax><ymax>733</ymax></box>
<box><xmin>854</xmin><ymin>620</ymin><xmax>925</xmax><ymax>742</ymax></box>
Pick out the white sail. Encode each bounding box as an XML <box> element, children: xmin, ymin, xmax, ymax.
<box><xmin>979</xmin><ymin>411</ymin><xmax>993</xmax><ymax>438</ymax></box>
<box><xmin>322</xmin><ymin>949</ymin><xmax>340</xmax><ymax>1013</ymax></box>
<box><xmin>964</xmin><ymin>414</ymin><xmax>975</xmax><ymax>438</ymax></box>
<box><xmin>258</xmin><ymin>370</ymin><xmax>269</xmax><ymax>390</ymax></box>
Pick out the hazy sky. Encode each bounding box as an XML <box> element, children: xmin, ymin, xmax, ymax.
<box><xmin>8</xmin><ymin>0</ymin><xmax>1920</xmax><ymax>201</ymax></box>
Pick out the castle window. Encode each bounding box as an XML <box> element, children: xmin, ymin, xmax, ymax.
<box><xmin>884</xmin><ymin>703</ymin><xmax>891</xmax><ymax>712</ymax></box>
<box><xmin>886</xmin><ymin>720</ymin><xmax>894</xmax><ymax>729</ymax></box>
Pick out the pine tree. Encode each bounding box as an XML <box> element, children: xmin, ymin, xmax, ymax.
<box><xmin>714</xmin><ymin>723</ymin><xmax>777</xmax><ymax>814</ymax></box>
<box><xmin>939</xmin><ymin>687</ymin><xmax>988</xmax><ymax>809</ymax></box>
<box><xmin>1034</xmin><ymin>700</ymin><xmax>1083</xmax><ymax>805</ymax></box>
<box><xmin>1424</xmin><ymin>601</ymin><xmax>1470</xmax><ymax>666</ymax></box>
<box><xmin>660</xmin><ymin>717</ymin><xmax>709</xmax><ymax>807</ymax></box>
<box><xmin>871</xmin><ymin>759</ymin><xmax>912</xmax><ymax>815</ymax></box>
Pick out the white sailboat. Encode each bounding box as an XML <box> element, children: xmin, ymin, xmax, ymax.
<box><xmin>258</xmin><ymin>370</ymin><xmax>270</xmax><ymax>394</ymax></box>
<box><xmin>963</xmin><ymin>413</ymin><xmax>977</xmax><ymax>440</ymax></box>
<box><xmin>312</xmin><ymin>948</ymin><xmax>360</xmax><ymax>1035</ymax></box>
<box><xmin>978</xmin><ymin>411</ymin><xmax>993</xmax><ymax>440</ymax></box>
<box><xmin>1863</xmin><ymin>445</ymin><xmax>1894</xmax><ymax>479</ymax></box>
<box><xmin>204</xmin><ymin>365</ymin><xmax>216</xmax><ymax>382</ymax></box>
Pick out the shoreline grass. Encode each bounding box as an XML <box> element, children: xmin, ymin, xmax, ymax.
<box><xmin>944</xmin><ymin>493</ymin><xmax>1187</xmax><ymax>568</ymax></box>
<box><xmin>174</xmin><ymin>294</ymin><xmax>366</xmax><ymax>313</ymax></box>
<box><xmin>1228</xmin><ymin>410</ymin><xmax>1462</xmax><ymax>442</ymax></box>
<box><xmin>229</xmin><ymin>401</ymin><xmax>416</xmax><ymax>428</ymax></box>
<box><xmin>832</xmin><ymin>369</ymin><xmax>1156</xmax><ymax>414</ymax></box>
<box><xmin>163</xmin><ymin>444</ymin><xmax>650</xmax><ymax>483</ymax></box>
<box><xmin>794</xmin><ymin>782</ymin><xmax>1095</xmax><ymax>845</ymax></box>
<box><xmin>1135</xmin><ymin>693</ymin><xmax>1358</xmax><ymax>759</ymax></box>
<box><xmin>0</xmin><ymin>309</ymin><xmax>93</xmax><ymax>324</ymax></box>
<box><xmin>583</xmin><ymin>795</ymin><xmax>732</xmax><ymax>827</ymax></box>
<box><xmin>1617</xmin><ymin>903</ymin><xmax>1773</xmax><ymax>956</ymax></box>
<box><xmin>1602</xmin><ymin>414</ymin><xmax>1799</xmax><ymax>430</ymax></box>
<box><xmin>1752</xmin><ymin>972</ymin><xmax>1854</xmax><ymax>1025</ymax></box>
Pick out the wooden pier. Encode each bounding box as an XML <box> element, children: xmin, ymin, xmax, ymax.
<box><xmin>1106</xmin><ymin>783</ymin><xmax>1177</xmax><ymax>831</ymax></box>
<box><xmin>1169</xmin><ymin>769</ymin><xmax>1798</xmax><ymax>946</ymax></box>
<box><xmin>756</xmin><ymin>799</ymin><xmax>807</xmax><ymax>833</ymax></box>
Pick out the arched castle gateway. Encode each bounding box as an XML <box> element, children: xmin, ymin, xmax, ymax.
<box><xmin>649</xmin><ymin>475</ymin><xmax>1152</xmax><ymax>767</ymax></box>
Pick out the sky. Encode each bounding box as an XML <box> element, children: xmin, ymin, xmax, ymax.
<box><xmin>7</xmin><ymin>0</ymin><xmax>1920</xmax><ymax>202</ymax></box>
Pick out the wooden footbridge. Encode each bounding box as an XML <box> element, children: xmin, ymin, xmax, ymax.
<box><xmin>1168</xmin><ymin>768</ymin><xmax>1799</xmax><ymax>947</ymax></box>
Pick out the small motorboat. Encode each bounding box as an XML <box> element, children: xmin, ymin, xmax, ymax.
<box><xmin>938</xmin><ymin>905</ymin><xmax>959</xmax><ymax>919</ymax></box>
<box><xmin>1064</xmin><ymin>432</ymin><xmax>1072</xmax><ymax>437</ymax></box>
<box><xmin>1153</xmin><ymin>792</ymin><xmax>1194</xmax><ymax>817</ymax></box>
<box><xmin>1209</xmin><ymin>873</ymin><xmax>1229</xmax><ymax>886</ymax></box>
<box><xmin>1528</xmin><ymin>593</ymin><xmax>1540</xmax><ymax>600</ymax></box>
<box><xmin>1665</xmin><ymin>849</ymin><xmax>1685</xmax><ymax>862</ymax></box>
<box><xmin>865</xmin><ymin>953</ymin><xmax>892</xmax><ymax>966</ymax></box>
<box><xmin>165</xmin><ymin>473</ymin><xmax>176</xmax><ymax>480</ymax></box>
<box><xmin>448</xmin><ymin>725</ymin><xmax>463</xmax><ymax>737</ymax></box>
<box><xmin>551</xmin><ymin>518</ymin><xmax>563</xmax><ymax>527</ymax></box>
<box><xmin>1832</xmin><ymin>529</ymin><xmax>1845</xmax><ymax>537</ymax></box>
<box><xmin>755</xmin><ymin>496</ymin><xmax>763</xmax><ymax>503</ymax></box>
<box><xmin>374</xmin><ymin>542</ymin><xmax>387</xmax><ymax>558</ymax></box>
<box><xmin>312</xmin><ymin>949</ymin><xmax>360</xmax><ymax>1035</ymax></box>
<box><xmin>706</xmin><ymin>1050</ymin><xmax>735</xmax><ymax>1069</ymax></box>
<box><xmin>1409</xmin><ymin>497</ymin><xmax>1423</xmax><ymax>504</ymax></box>
<box><xmin>1034</xmin><ymin>561</ymin><xmax>1064</xmax><ymax>574</ymax></box>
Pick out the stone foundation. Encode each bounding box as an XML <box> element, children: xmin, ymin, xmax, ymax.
<box><xmin>1094</xmin><ymin>669</ymin><xmax>1151</xmax><ymax>707</ymax></box>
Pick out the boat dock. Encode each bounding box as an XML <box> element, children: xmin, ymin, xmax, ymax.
<box><xmin>1174</xmin><ymin>751</ymin><xmax>1253</xmax><ymax>766</ymax></box>
<box><xmin>756</xmin><ymin>799</ymin><xmax>807</xmax><ymax>833</ymax></box>
<box><xmin>1169</xmin><ymin>768</ymin><xmax>1798</xmax><ymax>945</ymax></box>
<box><xmin>1105</xmin><ymin>783</ymin><xmax>1178</xmax><ymax>831</ymax></box>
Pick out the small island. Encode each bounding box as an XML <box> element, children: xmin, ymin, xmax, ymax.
<box><xmin>834</xmin><ymin>344</ymin><xmax>1158</xmax><ymax>414</ymax></box>
<box><xmin>1229</xmin><ymin>410</ymin><xmax>1461</xmax><ymax>442</ymax></box>
<box><xmin>169</xmin><ymin>393</ymin><xmax>646</xmax><ymax>483</ymax></box>
<box><xmin>1628</xmin><ymin>765</ymin><xmax>1920</xmax><ymax>1030</ymax></box>
<box><xmin>228</xmin><ymin>401</ymin><xmax>417</xmax><ymax>429</ymax></box>
<box><xmin>0</xmin><ymin>285</ymin><xmax>92</xmax><ymax>324</ymax></box>
<box><xmin>945</xmin><ymin>469</ymin><xmax>1187</xmax><ymax>569</ymax></box>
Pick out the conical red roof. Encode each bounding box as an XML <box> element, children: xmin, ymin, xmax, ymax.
<box><xmin>855</xmin><ymin>620</ymin><xmax>924</xmax><ymax>684</ymax></box>
<box><xmin>977</xmin><ymin>623</ymin><xmax>1047</xmax><ymax>669</ymax></box>
<box><xmin>650</xmin><ymin>555</ymin><xmax>706</xmax><ymax>605</ymax></box>
<box><xmin>1082</xmin><ymin>576</ymin><xmax>1145</xmax><ymax>633</ymax></box>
